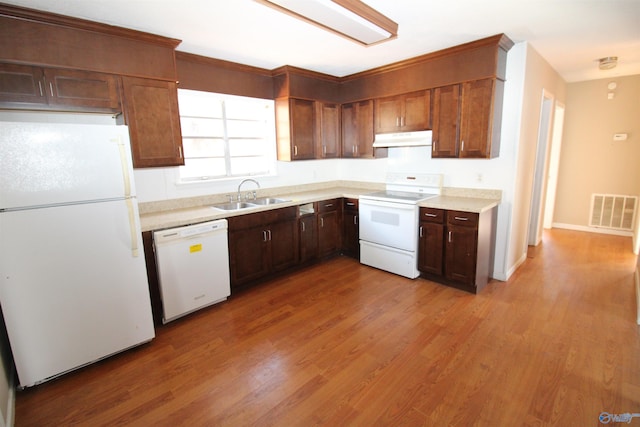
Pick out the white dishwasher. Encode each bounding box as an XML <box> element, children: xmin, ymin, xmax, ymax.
<box><xmin>153</xmin><ymin>219</ymin><xmax>230</xmax><ymax>324</ymax></box>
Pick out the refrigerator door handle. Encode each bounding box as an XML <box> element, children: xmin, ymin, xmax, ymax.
<box><xmin>115</xmin><ymin>135</ymin><xmax>132</xmax><ymax>198</ymax></box>
<box><xmin>126</xmin><ymin>198</ymin><xmax>140</xmax><ymax>257</ymax></box>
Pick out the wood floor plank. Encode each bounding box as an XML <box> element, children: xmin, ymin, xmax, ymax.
<box><xmin>13</xmin><ymin>229</ymin><xmax>640</xmax><ymax>426</ymax></box>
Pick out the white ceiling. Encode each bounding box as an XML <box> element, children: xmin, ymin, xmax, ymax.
<box><xmin>4</xmin><ymin>0</ymin><xmax>640</xmax><ymax>82</ymax></box>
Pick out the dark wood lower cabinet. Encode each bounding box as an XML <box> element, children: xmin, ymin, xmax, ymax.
<box><xmin>299</xmin><ymin>213</ymin><xmax>318</xmax><ymax>263</ymax></box>
<box><xmin>317</xmin><ymin>199</ymin><xmax>340</xmax><ymax>258</ymax></box>
<box><xmin>418</xmin><ymin>207</ymin><xmax>496</xmax><ymax>293</ymax></box>
<box><xmin>228</xmin><ymin>207</ymin><xmax>298</xmax><ymax>288</ymax></box>
<box><xmin>341</xmin><ymin>198</ymin><xmax>359</xmax><ymax>259</ymax></box>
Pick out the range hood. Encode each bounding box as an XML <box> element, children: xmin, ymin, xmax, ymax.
<box><xmin>372</xmin><ymin>130</ymin><xmax>432</xmax><ymax>148</ymax></box>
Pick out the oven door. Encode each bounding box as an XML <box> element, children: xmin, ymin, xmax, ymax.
<box><xmin>359</xmin><ymin>199</ymin><xmax>419</xmax><ymax>252</ymax></box>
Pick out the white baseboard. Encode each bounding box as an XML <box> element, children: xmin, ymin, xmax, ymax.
<box><xmin>552</xmin><ymin>222</ymin><xmax>633</xmax><ymax>237</ymax></box>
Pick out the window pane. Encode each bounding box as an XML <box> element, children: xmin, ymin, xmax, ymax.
<box><xmin>230</xmin><ymin>157</ymin><xmax>269</xmax><ymax>176</ymax></box>
<box><xmin>179</xmin><ymin>158</ymin><xmax>226</xmax><ymax>180</ymax></box>
<box><xmin>177</xmin><ymin>89</ymin><xmax>276</xmax><ymax>182</ymax></box>
<box><xmin>180</xmin><ymin>117</ymin><xmax>224</xmax><ymax>137</ymax></box>
<box><xmin>229</xmin><ymin>139</ymin><xmax>268</xmax><ymax>157</ymax></box>
<box><xmin>226</xmin><ymin>119</ymin><xmax>266</xmax><ymax>138</ymax></box>
<box><xmin>182</xmin><ymin>138</ymin><xmax>225</xmax><ymax>158</ymax></box>
<box><xmin>178</xmin><ymin>90</ymin><xmax>223</xmax><ymax>117</ymax></box>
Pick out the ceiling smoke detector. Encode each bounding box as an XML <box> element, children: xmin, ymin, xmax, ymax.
<box><xmin>598</xmin><ymin>56</ymin><xmax>618</xmax><ymax>70</ymax></box>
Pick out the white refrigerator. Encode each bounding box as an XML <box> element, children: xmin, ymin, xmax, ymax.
<box><xmin>0</xmin><ymin>116</ymin><xmax>155</xmax><ymax>388</ymax></box>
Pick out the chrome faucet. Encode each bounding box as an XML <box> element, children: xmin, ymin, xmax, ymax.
<box><xmin>237</xmin><ymin>178</ymin><xmax>260</xmax><ymax>201</ymax></box>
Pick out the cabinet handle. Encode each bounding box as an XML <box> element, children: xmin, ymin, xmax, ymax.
<box><xmin>294</xmin><ymin>145</ymin><xmax>298</xmax><ymax>156</ymax></box>
<box><xmin>432</xmin><ymin>142</ymin><xmax>436</xmax><ymax>153</ymax></box>
<box><xmin>320</xmin><ymin>217</ymin><xmax>324</xmax><ymax>227</ymax></box>
<box><xmin>38</xmin><ymin>80</ymin><xmax>44</xmax><ymax>97</ymax></box>
<box><xmin>178</xmin><ymin>146</ymin><xmax>183</xmax><ymax>159</ymax></box>
<box><xmin>323</xmin><ymin>145</ymin><xmax>327</xmax><ymax>155</ymax></box>
<box><xmin>396</xmin><ymin>117</ymin><xmax>400</xmax><ymax>127</ymax></box>
<box><xmin>268</xmin><ymin>230</ymin><xmax>272</xmax><ymax>241</ymax></box>
<box><xmin>461</xmin><ymin>140</ymin><xmax>465</xmax><ymax>152</ymax></box>
<box><xmin>401</xmin><ymin>116</ymin><xmax>405</xmax><ymax>127</ymax></box>
<box><xmin>49</xmin><ymin>82</ymin><xmax>54</xmax><ymax>97</ymax></box>
<box><xmin>346</xmin><ymin>202</ymin><xmax>355</xmax><ymax>206</ymax></box>
<box><xmin>354</xmin><ymin>216</ymin><xmax>358</xmax><ymax>225</ymax></box>
<box><xmin>448</xmin><ymin>231</ymin><xmax>452</xmax><ymax>243</ymax></box>
<box><xmin>263</xmin><ymin>230</ymin><xmax>268</xmax><ymax>242</ymax></box>
<box><xmin>324</xmin><ymin>203</ymin><xmax>333</xmax><ymax>208</ymax></box>
<box><xmin>425</xmin><ymin>213</ymin><xmax>437</xmax><ymax>217</ymax></box>
<box><xmin>454</xmin><ymin>216</ymin><xmax>469</xmax><ymax>221</ymax></box>
<box><xmin>419</xmin><ymin>226</ymin><xmax>423</xmax><ymax>238</ymax></box>
<box><xmin>301</xmin><ymin>221</ymin><xmax>305</xmax><ymax>232</ymax></box>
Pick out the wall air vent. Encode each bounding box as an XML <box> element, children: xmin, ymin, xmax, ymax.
<box><xmin>589</xmin><ymin>194</ymin><xmax>637</xmax><ymax>231</ymax></box>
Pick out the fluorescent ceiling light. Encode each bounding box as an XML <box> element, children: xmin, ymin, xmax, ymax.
<box><xmin>258</xmin><ymin>0</ymin><xmax>398</xmax><ymax>46</ymax></box>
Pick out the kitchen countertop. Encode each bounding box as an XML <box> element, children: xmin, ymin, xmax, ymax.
<box><xmin>139</xmin><ymin>184</ymin><xmax>501</xmax><ymax>232</ymax></box>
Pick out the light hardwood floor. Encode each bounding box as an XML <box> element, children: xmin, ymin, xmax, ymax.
<box><xmin>15</xmin><ymin>229</ymin><xmax>640</xmax><ymax>426</ymax></box>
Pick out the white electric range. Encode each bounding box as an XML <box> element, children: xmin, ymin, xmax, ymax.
<box><xmin>359</xmin><ymin>173</ymin><xmax>443</xmax><ymax>278</ymax></box>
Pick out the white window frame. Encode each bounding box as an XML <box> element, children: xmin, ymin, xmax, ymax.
<box><xmin>177</xmin><ymin>89</ymin><xmax>277</xmax><ymax>183</ymax></box>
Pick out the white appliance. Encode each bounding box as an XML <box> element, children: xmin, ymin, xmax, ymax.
<box><xmin>0</xmin><ymin>116</ymin><xmax>155</xmax><ymax>388</ymax></box>
<box><xmin>359</xmin><ymin>173</ymin><xmax>442</xmax><ymax>278</ymax></box>
<box><xmin>153</xmin><ymin>220</ymin><xmax>231</xmax><ymax>324</ymax></box>
<box><xmin>372</xmin><ymin>130</ymin><xmax>432</xmax><ymax>148</ymax></box>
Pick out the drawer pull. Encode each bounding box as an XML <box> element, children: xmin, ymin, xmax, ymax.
<box><xmin>425</xmin><ymin>213</ymin><xmax>437</xmax><ymax>217</ymax></box>
<box><xmin>454</xmin><ymin>216</ymin><xmax>469</xmax><ymax>221</ymax></box>
<box><xmin>346</xmin><ymin>202</ymin><xmax>355</xmax><ymax>206</ymax></box>
<box><xmin>324</xmin><ymin>203</ymin><xmax>333</xmax><ymax>208</ymax></box>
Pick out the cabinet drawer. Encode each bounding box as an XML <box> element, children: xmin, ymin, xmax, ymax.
<box><xmin>447</xmin><ymin>211</ymin><xmax>478</xmax><ymax>227</ymax></box>
<box><xmin>343</xmin><ymin>198</ymin><xmax>358</xmax><ymax>212</ymax></box>
<box><xmin>318</xmin><ymin>199</ymin><xmax>339</xmax><ymax>213</ymax></box>
<box><xmin>420</xmin><ymin>207</ymin><xmax>444</xmax><ymax>223</ymax></box>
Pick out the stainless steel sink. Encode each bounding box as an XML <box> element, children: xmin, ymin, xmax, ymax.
<box><xmin>250</xmin><ymin>197</ymin><xmax>290</xmax><ymax>205</ymax></box>
<box><xmin>212</xmin><ymin>202</ymin><xmax>258</xmax><ymax>211</ymax></box>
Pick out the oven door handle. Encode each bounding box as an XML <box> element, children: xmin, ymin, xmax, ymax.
<box><xmin>359</xmin><ymin>199</ymin><xmax>417</xmax><ymax>211</ymax></box>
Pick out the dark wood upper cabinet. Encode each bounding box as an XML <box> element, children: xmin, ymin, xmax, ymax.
<box><xmin>317</xmin><ymin>102</ymin><xmax>341</xmax><ymax>158</ymax></box>
<box><xmin>432</xmin><ymin>79</ymin><xmax>503</xmax><ymax>159</ymax></box>
<box><xmin>120</xmin><ymin>76</ymin><xmax>184</xmax><ymax>168</ymax></box>
<box><xmin>275</xmin><ymin>97</ymin><xmax>316</xmax><ymax>161</ymax></box>
<box><xmin>459</xmin><ymin>78</ymin><xmax>502</xmax><ymax>158</ymax></box>
<box><xmin>432</xmin><ymin>84</ymin><xmax>461</xmax><ymax>158</ymax></box>
<box><xmin>341</xmin><ymin>99</ymin><xmax>386</xmax><ymax>159</ymax></box>
<box><xmin>374</xmin><ymin>90</ymin><xmax>431</xmax><ymax>134</ymax></box>
<box><xmin>0</xmin><ymin>63</ymin><xmax>120</xmax><ymax>112</ymax></box>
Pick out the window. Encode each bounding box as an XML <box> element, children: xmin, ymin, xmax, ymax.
<box><xmin>177</xmin><ymin>89</ymin><xmax>277</xmax><ymax>182</ymax></box>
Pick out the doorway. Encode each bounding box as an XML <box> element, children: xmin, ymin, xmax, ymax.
<box><xmin>527</xmin><ymin>90</ymin><xmax>554</xmax><ymax>246</ymax></box>
<box><xmin>543</xmin><ymin>102</ymin><xmax>565</xmax><ymax>229</ymax></box>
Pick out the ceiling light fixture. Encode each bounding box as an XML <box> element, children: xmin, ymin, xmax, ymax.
<box><xmin>257</xmin><ymin>0</ymin><xmax>398</xmax><ymax>46</ymax></box>
<box><xmin>598</xmin><ymin>56</ymin><xmax>618</xmax><ymax>70</ymax></box>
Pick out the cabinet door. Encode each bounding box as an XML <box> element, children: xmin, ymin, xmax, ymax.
<box><xmin>269</xmin><ymin>219</ymin><xmax>299</xmax><ymax>272</ymax></box>
<box><xmin>356</xmin><ymin>99</ymin><xmax>375</xmax><ymax>158</ymax></box>
<box><xmin>445</xmin><ymin>225</ymin><xmax>477</xmax><ymax>285</ymax></box>
<box><xmin>459</xmin><ymin>78</ymin><xmax>495</xmax><ymax>158</ymax></box>
<box><xmin>403</xmin><ymin>90</ymin><xmax>431</xmax><ymax>131</ymax></box>
<box><xmin>290</xmin><ymin>98</ymin><xmax>316</xmax><ymax>160</ymax></box>
<box><xmin>318</xmin><ymin>102</ymin><xmax>340</xmax><ymax>158</ymax></box>
<box><xmin>318</xmin><ymin>211</ymin><xmax>340</xmax><ymax>257</ymax></box>
<box><xmin>418</xmin><ymin>222</ymin><xmax>444</xmax><ymax>275</ymax></box>
<box><xmin>229</xmin><ymin>227</ymin><xmax>270</xmax><ymax>287</ymax></box>
<box><xmin>342</xmin><ymin>199</ymin><xmax>359</xmax><ymax>259</ymax></box>
<box><xmin>299</xmin><ymin>215</ymin><xmax>318</xmax><ymax>263</ymax></box>
<box><xmin>121</xmin><ymin>77</ymin><xmax>184</xmax><ymax>168</ymax></box>
<box><xmin>0</xmin><ymin>63</ymin><xmax>47</xmax><ymax>105</ymax></box>
<box><xmin>374</xmin><ymin>96</ymin><xmax>403</xmax><ymax>133</ymax></box>
<box><xmin>432</xmin><ymin>85</ymin><xmax>460</xmax><ymax>158</ymax></box>
<box><xmin>44</xmin><ymin>68</ymin><xmax>120</xmax><ymax>111</ymax></box>
<box><xmin>341</xmin><ymin>102</ymin><xmax>358</xmax><ymax>158</ymax></box>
